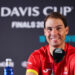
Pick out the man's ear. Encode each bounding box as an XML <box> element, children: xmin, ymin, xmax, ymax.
<box><xmin>65</xmin><ymin>26</ymin><xmax>69</xmax><ymax>35</ymax></box>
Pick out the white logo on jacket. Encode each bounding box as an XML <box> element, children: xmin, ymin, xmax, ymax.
<box><xmin>43</xmin><ymin>68</ymin><xmax>51</xmax><ymax>73</ymax></box>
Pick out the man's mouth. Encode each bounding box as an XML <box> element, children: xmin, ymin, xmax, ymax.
<box><xmin>50</xmin><ymin>37</ymin><xmax>60</xmax><ymax>42</ymax></box>
<box><xmin>51</xmin><ymin>38</ymin><xmax>58</xmax><ymax>42</ymax></box>
<box><xmin>51</xmin><ymin>38</ymin><xmax>59</xmax><ymax>40</ymax></box>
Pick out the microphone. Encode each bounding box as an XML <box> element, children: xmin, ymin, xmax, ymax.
<box><xmin>51</xmin><ymin>48</ymin><xmax>65</xmax><ymax>75</ymax></box>
<box><xmin>53</xmin><ymin>48</ymin><xmax>65</xmax><ymax>63</ymax></box>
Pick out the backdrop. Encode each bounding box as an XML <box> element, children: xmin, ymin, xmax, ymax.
<box><xmin>0</xmin><ymin>0</ymin><xmax>75</xmax><ymax>75</ymax></box>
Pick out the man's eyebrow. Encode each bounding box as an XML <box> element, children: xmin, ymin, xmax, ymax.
<box><xmin>46</xmin><ymin>25</ymin><xmax>63</xmax><ymax>28</ymax></box>
<box><xmin>56</xmin><ymin>25</ymin><xmax>63</xmax><ymax>27</ymax></box>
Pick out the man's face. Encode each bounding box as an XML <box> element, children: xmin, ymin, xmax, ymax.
<box><xmin>44</xmin><ymin>18</ymin><xmax>69</xmax><ymax>47</ymax></box>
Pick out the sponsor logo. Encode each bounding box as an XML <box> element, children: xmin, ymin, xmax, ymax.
<box><xmin>0</xmin><ymin>60</ymin><xmax>14</xmax><ymax>68</ymax></box>
<box><xmin>21</xmin><ymin>61</ymin><xmax>32</xmax><ymax>68</ymax></box>
<box><xmin>43</xmin><ymin>68</ymin><xmax>51</xmax><ymax>73</ymax></box>
<box><xmin>39</xmin><ymin>35</ymin><xmax>75</xmax><ymax>43</ymax></box>
<box><xmin>55</xmin><ymin>49</ymin><xmax>63</xmax><ymax>53</ymax></box>
<box><xmin>0</xmin><ymin>6</ymin><xmax>73</xmax><ymax>17</ymax></box>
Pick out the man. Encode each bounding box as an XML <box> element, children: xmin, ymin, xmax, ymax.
<box><xmin>26</xmin><ymin>12</ymin><xmax>75</xmax><ymax>75</ymax></box>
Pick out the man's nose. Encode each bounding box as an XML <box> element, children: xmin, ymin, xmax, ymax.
<box><xmin>51</xmin><ymin>29</ymin><xmax>58</xmax><ymax>35</ymax></box>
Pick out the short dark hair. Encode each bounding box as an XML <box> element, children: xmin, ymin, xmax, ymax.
<box><xmin>44</xmin><ymin>12</ymin><xmax>68</xmax><ymax>28</ymax></box>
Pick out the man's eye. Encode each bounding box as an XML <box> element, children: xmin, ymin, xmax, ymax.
<box><xmin>57</xmin><ymin>27</ymin><xmax>61</xmax><ymax>30</ymax></box>
<box><xmin>47</xmin><ymin>28</ymin><xmax>52</xmax><ymax>31</ymax></box>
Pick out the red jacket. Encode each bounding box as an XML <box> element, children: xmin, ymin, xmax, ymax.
<box><xmin>27</xmin><ymin>43</ymin><xmax>75</xmax><ymax>75</ymax></box>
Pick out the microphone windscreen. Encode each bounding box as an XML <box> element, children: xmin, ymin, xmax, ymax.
<box><xmin>53</xmin><ymin>48</ymin><xmax>65</xmax><ymax>63</ymax></box>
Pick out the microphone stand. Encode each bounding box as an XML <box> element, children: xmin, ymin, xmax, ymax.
<box><xmin>51</xmin><ymin>61</ymin><xmax>55</xmax><ymax>75</ymax></box>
